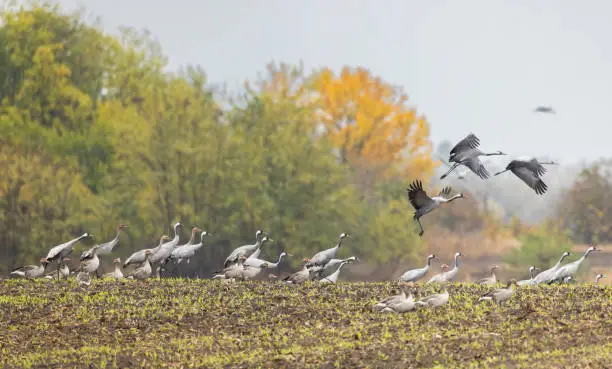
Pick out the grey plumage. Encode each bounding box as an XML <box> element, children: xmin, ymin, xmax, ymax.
<box><xmin>407</xmin><ymin>180</ymin><xmax>463</xmax><ymax>236</ymax></box>
<box><xmin>440</xmin><ymin>133</ymin><xmax>506</xmax><ymax>180</ymax></box>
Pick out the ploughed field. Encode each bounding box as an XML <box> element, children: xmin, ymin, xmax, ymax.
<box><xmin>0</xmin><ymin>280</ymin><xmax>610</xmax><ymax>368</ymax></box>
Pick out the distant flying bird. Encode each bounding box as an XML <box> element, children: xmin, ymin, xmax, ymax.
<box><xmin>407</xmin><ymin>180</ymin><xmax>464</xmax><ymax>236</ymax></box>
<box><xmin>440</xmin><ymin>133</ymin><xmax>506</xmax><ymax>180</ymax></box>
<box><xmin>533</xmin><ymin>106</ymin><xmax>556</xmax><ymax>114</ymax></box>
<box><xmin>494</xmin><ymin>157</ymin><xmax>557</xmax><ymax>195</ymax></box>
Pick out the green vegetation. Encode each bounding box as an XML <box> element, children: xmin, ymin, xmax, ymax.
<box><xmin>0</xmin><ymin>3</ymin><xmax>428</xmax><ymax>276</ymax></box>
<box><xmin>0</xmin><ymin>280</ymin><xmax>610</xmax><ymax>368</ymax></box>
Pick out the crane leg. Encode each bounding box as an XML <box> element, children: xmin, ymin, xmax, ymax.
<box><xmin>415</xmin><ymin>217</ymin><xmax>424</xmax><ymax>236</ymax></box>
<box><xmin>440</xmin><ymin>163</ymin><xmax>459</xmax><ymax>179</ymax></box>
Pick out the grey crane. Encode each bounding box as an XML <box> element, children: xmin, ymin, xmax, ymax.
<box><xmin>150</xmin><ymin>222</ymin><xmax>183</xmax><ymax>265</ymax></box>
<box><xmin>127</xmin><ymin>250</ymin><xmax>154</xmax><ymax>281</ymax></box>
<box><xmin>479</xmin><ymin>279</ymin><xmax>517</xmax><ymax>305</ymax></box>
<box><xmin>533</xmin><ymin>251</ymin><xmax>571</xmax><ymax>284</ymax></box>
<box><xmin>283</xmin><ymin>259</ymin><xmax>312</xmax><ymax>284</ymax></box>
<box><xmin>306</xmin><ymin>233</ymin><xmax>350</xmax><ymax>270</ymax></box>
<box><xmin>595</xmin><ymin>273</ymin><xmax>606</xmax><ymax>284</ymax></box>
<box><xmin>44</xmin><ymin>257</ymin><xmax>71</xmax><ymax>280</ymax></box>
<box><xmin>319</xmin><ymin>260</ymin><xmax>353</xmax><ymax>284</ymax></box>
<box><xmin>46</xmin><ymin>233</ymin><xmax>91</xmax><ymax>263</ymax></box>
<box><xmin>427</xmin><ymin>253</ymin><xmax>462</xmax><ymax>284</ymax></box>
<box><xmin>416</xmin><ymin>288</ymin><xmax>450</xmax><ymax>308</ymax></box>
<box><xmin>224</xmin><ymin>230</ymin><xmax>265</xmax><ymax>267</ymax></box>
<box><xmin>10</xmin><ymin>258</ymin><xmax>49</xmax><ymax>279</ymax></box>
<box><xmin>243</xmin><ymin>249</ymin><xmax>289</xmax><ymax>269</ymax></box>
<box><xmin>77</xmin><ymin>245</ymin><xmax>100</xmax><ymax>275</ymax></box>
<box><xmin>171</xmin><ymin>230</ymin><xmax>209</xmax><ymax>264</ymax></box>
<box><xmin>437</xmin><ymin>156</ymin><xmax>468</xmax><ymax>180</ymax></box>
<box><xmin>407</xmin><ymin>180</ymin><xmax>464</xmax><ymax>236</ymax></box>
<box><xmin>533</xmin><ymin>106</ymin><xmax>556</xmax><ymax>114</ymax></box>
<box><xmin>124</xmin><ymin>235</ymin><xmax>170</xmax><ymax>267</ymax></box>
<box><xmin>381</xmin><ymin>291</ymin><xmax>418</xmax><ymax>313</ymax></box>
<box><xmin>81</xmin><ymin>224</ymin><xmax>128</xmax><ymax>260</ymax></box>
<box><xmin>104</xmin><ymin>258</ymin><xmax>124</xmax><ymax>280</ymax></box>
<box><xmin>517</xmin><ymin>266</ymin><xmax>539</xmax><ymax>286</ymax></box>
<box><xmin>478</xmin><ymin>265</ymin><xmax>500</xmax><ymax>285</ymax></box>
<box><xmin>551</xmin><ymin>246</ymin><xmax>599</xmax><ymax>282</ymax></box>
<box><xmin>494</xmin><ymin>157</ymin><xmax>557</xmax><ymax>195</ymax></box>
<box><xmin>425</xmin><ymin>263</ymin><xmax>450</xmax><ymax>284</ymax></box>
<box><xmin>321</xmin><ymin>256</ymin><xmax>358</xmax><ymax>278</ymax></box>
<box><xmin>46</xmin><ymin>233</ymin><xmax>91</xmax><ymax>280</ymax></box>
<box><xmin>440</xmin><ymin>133</ymin><xmax>506</xmax><ymax>180</ymax></box>
<box><xmin>373</xmin><ymin>288</ymin><xmax>408</xmax><ymax>311</ymax></box>
<box><xmin>398</xmin><ymin>254</ymin><xmax>437</xmax><ymax>282</ymax></box>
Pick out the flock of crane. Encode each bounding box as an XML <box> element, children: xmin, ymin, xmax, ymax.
<box><xmin>4</xmin><ymin>132</ymin><xmax>609</xmax><ymax>314</ymax></box>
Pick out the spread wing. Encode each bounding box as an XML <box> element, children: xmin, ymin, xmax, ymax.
<box><xmin>463</xmin><ymin>157</ymin><xmax>490</xmax><ymax>179</ymax></box>
<box><xmin>407</xmin><ymin>180</ymin><xmax>434</xmax><ymax>210</ymax></box>
<box><xmin>513</xmin><ymin>159</ymin><xmax>547</xmax><ymax>177</ymax></box>
<box><xmin>450</xmin><ymin>133</ymin><xmax>480</xmax><ymax>157</ymax></box>
<box><xmin>438</xmin><ymin>187</ymin><xmax>452</xmax><ymax>198</ymax></box>
<box><xmin>512</xmin><ymin>167</ymin><xmax>548</xmax><ymax>195</ymax></box>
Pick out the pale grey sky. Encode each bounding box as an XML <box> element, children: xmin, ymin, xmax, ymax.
<box><xmin>53</xmin><ymin>0</ymin><xmax>612</xmax><ymax>164</ymax></box>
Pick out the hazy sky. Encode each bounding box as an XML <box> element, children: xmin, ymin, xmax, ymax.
<box><xmin>52</xmin><ymin>0</ymin><xmax>612</xmax><ymax>164</ymax></box>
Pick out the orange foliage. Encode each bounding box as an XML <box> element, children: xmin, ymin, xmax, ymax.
<box><xmin>312</xmin><ymin>66</ymin><xmax>435</xmax><ymax>179</ymax></box>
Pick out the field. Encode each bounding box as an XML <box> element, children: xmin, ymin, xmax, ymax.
<box><xmin>0</xmin><ymin>280</ymin><xmax>610</xmax><ymax>369</ymax></box>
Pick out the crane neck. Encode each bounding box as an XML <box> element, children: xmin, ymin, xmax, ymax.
<box><xmin>426</xmin><ymin>257</ymin><xmax>433</xmax><ymax>267</ymax></box>
<box><xmin>453</xmin><ymin>255</ymin><xmax>461</xmax><ymax>268</ymax></box>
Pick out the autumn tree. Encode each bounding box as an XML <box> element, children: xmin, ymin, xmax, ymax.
<box><xmin>557</xmin><ymin>161</ymin><xmax>612</xmax><ymax>243</ymax></box>
<box><xmin>312</xmin><ymin>66</ymin><xmax>435</xmax><ymax>181</ymax></box>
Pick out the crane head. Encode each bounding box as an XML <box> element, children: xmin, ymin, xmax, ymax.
<box><xmin>428</xmin><ymin>254</ymin><xmax>436</xmax><ymax>260</ymax></box>
<box><xmin>118</xmin><ymin>224</ymin><xmax>128</xmax><ymax>230</ymax></box>
<box><xmin>174</xmin><ymin>222</ymin><xmax>182</xmax><ymax>229</ymax></box>
<box><xmin>340</xmin><ymin>233</ymin><xmax>350</xmax><ymax>239</ymax></box>
<box><xmin>113</xmin><ymin>258</ymin><xmax>121</xmax><ymax>263</ymax></box>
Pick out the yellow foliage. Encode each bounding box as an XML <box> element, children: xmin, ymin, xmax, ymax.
<box><xmin>312</xmin><ymin>66</ymin><xmax>435</xmax><ymax>180</ymax></box>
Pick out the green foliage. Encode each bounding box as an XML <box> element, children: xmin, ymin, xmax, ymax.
<box><xmin>504</xmin><ymin>223</ymin><xmax>573</xmax><ymax>268</ymax></box>
<box><xmin>0</xmin><ymin>3</ymin><xmax>426</xmax><ymax>275</ymax></box>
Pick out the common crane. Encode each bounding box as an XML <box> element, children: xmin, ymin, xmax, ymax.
<box><xmin>517</xmin><ymin>266</ymin><xmax>539</xmax><ymax>286</ymax></box>
<box><xmin>440</xmin><ymin>133</ymin><xmax>506</xmax><ymax>180</ymax></box>
<box><xmin>319</xmin><ymin>259</ymin><xmax>353</xmax><ymax>284</ymax></box>
<box><xmin>407</xmin><ymin>180</ymin><xmax>464</xmax><ymax>236</ymax></box>
<box><xmin>224</xmin><ymin>230</ymin><xmax>265</xmax><ymax>267</ymax></box>
<box><xmin>479</xmin><ymin>279</ymin><xmax>517</xmax><ymax>305</ymax></box>
<box><xmin>124</xmin><ymin>235</ymin><xmax>170</xmax><ymax>267</ymax></box>
<box><xmin>10</xmin><ymin>258</ymin><xmax>49</xmax><ymax>279</ymax></box>
<box><xmin>305</xmin><ymin>233</ymin><xmax>350</xmax><ymax>270</ymax></box>
<box><xmin>427</xmin><ymin>253</ymin><xmax>462</xmax><ymax>284</ymax></box>
<box><xmin>551</xmin><ymin>246</ymin><xmax>599</xmax><ymax>283</ymax></box>
<box><xmin>477</xmin><ymin>265</ymin><xmax>500</xmax><ymax>285</ymax></box>
<box><xmin>171</xmin><ymin>231</ymin><xmax>209</xmax><ymax>264</ymax></box>
<box><xmin>533</xmin><ymin>106</ymin><xmax>556</xmax><ymax>114</ymax></box>
<box><xmin>398</xmin><ymin>254</ymin><xmax>437</xmax><ymax>282</ymax></box>
<box><xmin>494</xmin><ymin>157</ymin><xmax>557</xmax><ymax>195</ymax></box>
<box><xmin>532</xmin><ymin>251</ymin><xmax>571</xmax><ymax>284</ymax></box>
<box><xmin>81</xmin><ymin>224</ymin><xmax>127</xmax><ymax>260</ymax></box>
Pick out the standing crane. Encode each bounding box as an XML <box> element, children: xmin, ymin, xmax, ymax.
<box><xmin>398</xmin><ymin>254</ymin><xmax>437</xmax><ymax>283</ymax></box>
<box><xmin>305</xmin><ymin>233</ymin><xmax>350</xmax><ymax>272</ymax></box>
<box><xmin>224</xmin><ymin>230</ymin><xmax>265</xmax><ymax>267</ymax></box>
<box><xmin>551</xmin><ymin>246</ymin><xmax>599</xmax><ymax>283</ymax></box>
<box><xmin>533</xmin><ymin>251</ymin><xmax>571</xmax><ymax>284</ymax></box>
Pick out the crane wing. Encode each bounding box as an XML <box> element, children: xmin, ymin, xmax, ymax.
<box><xmin>438</xmin><ymin>187</ymin><xmax>452</xmax><ymax>198</ymax></box>
<box><xmin>513</xmin><ymin>159</ymin><xmax>547</xmax><ymax>177</ymax></box>
<box><xmin>407</xmin><ymin>180</ymin><xmax>435</xmax><ymax>210</ymax></box>
<box><xmin>450</xmin><ymin>133</ymin><xmax>480</xmax><ymax>157</ymax></box>
<box><xmin>463</xmin><ymin>157</ymin><xmax>490</xmax><ymax>179</ymax></box>
<box><xmin>512</xmin><ymin>167</ymin><xmax>548</xmax><ymax>195</ymax></box>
